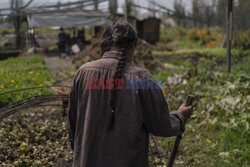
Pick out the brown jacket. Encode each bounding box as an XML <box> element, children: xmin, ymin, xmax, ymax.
<box><xmin>68</xmin><ymin>51</ymin><xmax>185</xmax><ymax>167</ymax></box>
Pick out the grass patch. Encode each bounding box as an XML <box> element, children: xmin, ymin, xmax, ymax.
<box><xmin>0</xmin><ymin>28</ymin><xmax>14</xmax><ymax>36</ymax></box>
<box><xmin>176</xmin><ymin>40</ymin><xmax>202</xmax><ymax>48</ymax></box>
<box><xmin>153</xmin><ymin>48</ymin><xmax>250</xmax><ymax>58</ymax></box>
<box><xmin>0</xmin><ymin>57</ymin><xmax>54</xmax><ymax>104</ymax></box>
<box><xmin>48</xmin><ymin>45</ymin><xmax>58</xmax><ymax>51</ymax></box>
<box><xmin>160</xmin><ymin>27</ymin><xmax>187</xmax><ymax>43</ymax></box>
<box><xmin>167</xmin><ymin>59</ymin><xmax>193</xmax><ymax>68</ymax></box>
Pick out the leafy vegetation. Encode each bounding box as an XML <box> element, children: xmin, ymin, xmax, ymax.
<box><xmin>34</xmin><ymin>28</ymin><xmax>58</xmax><ymax>35</ymax></box>
<box><xmin>160</xmin><ymin>27</ymin><xmax>250</xmax><ymax>51</ymax></box>
<box><xmin>0</xmin><ymin>107</ymin><xmax>72</xmax><ymax>166</ymax></box>
<box><xmin>153</xmin><ymin>50</ymin><xmax>250</xmax><ymax>166</ymax></box>
<box><xmin>0</xmin><ymin>28</ymin><xmax>14</xmax><ymax>36</ymax></box>
<box><xmin>0</xmin><ymin>57</ymin><xmax>54</xmax><ymax>105</ymax></box>
<box><xmin>153</xmin><ymin>48</ymin><xmax>250</xmax><ymax>60</ymax></box>
<box><xmin>159</xmin><ymin>27</ymin><xmax>223</xmax><ymax>49</ymax></box>
<box><xmin>0</xmin><ymin>24</ymin><xmax>249</xmax><ymax>166</ymax></box>
<box><xmin>232</xmin><ymin>30</ymin><xmax>250</xmax><ymax>50</ymax></box>
<box><xmin>160</xmin><ymin>27</ymin><xmax>187</xmax><ymax>44</ymax></box>
<box><xmin>0</xmin><ymin>57</ymin><xmax>70</xmax><ymax>166</ymax></box>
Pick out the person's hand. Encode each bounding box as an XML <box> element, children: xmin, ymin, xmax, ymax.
<box><xmin>178</xmin><ymin>104</ymin><xmax>193</xmax><ymax>120</ymax></box>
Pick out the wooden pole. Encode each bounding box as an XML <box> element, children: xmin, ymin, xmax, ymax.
<box><xmin>124</xmin><ymin>0</ymin><xmax>128</xmax><ymax>19</ymax></box>
<box><xmin>226</xmin><ymin>0</ymin><xmax>233</xmax><ymax>73</ymax></box>
<box><xmin>94</xmin><ymin>0</ymin><xmax>100</xmax><ymax>37</ymax></box>
<box><xmin>94</xmin><ymin>0</ymin><xmax>98</xmax><ymax>10</ymax></box>
<box><xmin>34</xmin><ymin>28</ymin><xmax>37</xmax><ymax>53</ymax></box>
<box><xmin>57</xmin><ymin>0</ymin><xmax>61</xmax><ymax>11</ymax></box>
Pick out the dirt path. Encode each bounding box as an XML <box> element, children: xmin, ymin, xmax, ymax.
<box><xmin>42</xmin><ymin>54</ymin><xmax>74</xmax><ymax>166</ymax></box>
<box><xmin>43</xmin><ymin>56</ymin><xmax>72</xmax><ymax>75</ymax></box>
<box><xmin>42</xmin><ymin>54</ymin><xmax>74</xmax><ymax>85</ymax></box>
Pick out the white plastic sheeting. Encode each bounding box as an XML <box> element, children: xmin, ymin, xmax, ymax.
<box><xmin>27</xmin><ymin>10</ymin><xmax>110</xmax><ymax>28</ymax></box>
<box><xmin>0</xmin><ymin>10</ymin><xmax>110</xmax><ymax>29</ymax></box>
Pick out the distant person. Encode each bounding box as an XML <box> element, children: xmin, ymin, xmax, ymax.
<box><xmin>67</xmin><ymin>20</ymin><xmax>193</xmax><ymax>167</ymax></box>
<box><xmin>28</xmin><ymin>28</ymin><xmax>39</xmax><ymax>48</ymax></box>
<box><xmin>77</xmin><ymin>29</ymin><xmax>85</xmax><ymax>44</ymax></box>
<box><xmin>57</xmin><ymin>27</ymin><xmax>67</xmax><ymax>54</ymax></box>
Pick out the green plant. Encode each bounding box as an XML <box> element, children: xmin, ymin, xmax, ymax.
<box><xmin>48</xmin><ymin>45</ymin><xmax>58</xmax><ymax>51</ymax></box>
<box><xmin>0</xmin><ymin>28</ymin><xmax>14</xmax><ymax>36</ymax></box>
<box><xmin>232</xmin><ymin>30</ymin><xmax>250</xmax><ymax>50</ymax></box>
<box><xmin>0</xmin><ymin>57</ymin><xmax>54</xmax><ymax>104</ymax></box>
<box><xmin>160</xmin><ymin>27</ymin><xmax>187</xmax><ymax>43</ymax></box>
<box><xmin>152</xmin><ymin>49</ymin><xmax>249</xmax><ymax>166</ymax></box>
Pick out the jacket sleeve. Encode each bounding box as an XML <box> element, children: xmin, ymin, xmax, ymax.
<box><xmin>139</xmin><ymin>79</ymin><xmax>185</xmax><ymax>137</ymax></box>
<box><xmin>67</xmin><ymin>73</ymin><xmax>79</xmax><ymax>150</ymax></box>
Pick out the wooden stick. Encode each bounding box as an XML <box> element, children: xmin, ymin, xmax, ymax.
<box><xmin>167</xmin><ymin>95</ymin><xmax>194</xmax><ymax>167</ymax></box>
<box><xmin>227</xmin><ymin>0</ymin><xmax>233</xmax><ymax>73</ymax></box>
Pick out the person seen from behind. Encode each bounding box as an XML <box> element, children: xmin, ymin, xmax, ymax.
<box><xmin>58</xmin><ymin>27</ymin><xmax>67</xmax><ymax>54</ymax></box>
<box><xmin>67</xmin><ymin>19</ymin><xmax>193</xmax><ymax>167</ymax></box>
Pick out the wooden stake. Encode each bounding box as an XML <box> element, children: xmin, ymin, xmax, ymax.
<box><xmin>94</xmin><ymin>0</ymin><xmax>98</xmax><ymax>10</ymax></box>
<box><xmin>124</xmin><ymin>0</ymin><xmax>128</xmax><ymax>20</ymax></box>
<box><xmin>226</xmin><ymin>0</ymin><xmax>233</xmax><ymax>73</ymax></box>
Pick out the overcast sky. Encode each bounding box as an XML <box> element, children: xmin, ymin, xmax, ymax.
<box><xmin>0</xmin><ymin>0</ymin><xmax>193</xmax><ymax>13</ymax></box>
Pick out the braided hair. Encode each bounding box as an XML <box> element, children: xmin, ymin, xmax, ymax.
<box><xmin>100</xmin><ymin>19</ymin><xmax>137</xmax><ymax>130</ymax></box>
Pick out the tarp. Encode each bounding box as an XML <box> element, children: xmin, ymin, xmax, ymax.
<box><xmin>27</xmin><ymin>10</ymin><xmax>110</xmax><ymax>28</ymax></box>
<box><xmin>28</xmin><ymin>15</ymin><xmax>109</xmax><ymax>28</ymax></box>
<box><xmin>0</xmin><ymin>10</ymin><xmax>110</xmax><ymax>29</ymax></box>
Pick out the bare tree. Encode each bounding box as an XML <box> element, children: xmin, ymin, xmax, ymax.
<box><xmin>10</xmin><ymin>0</ymin><xmax>29</xmax><ymax>49</ymax></box>
<box><xmin>173</xmin><ymin>0</ymin><xmax>186</xmax><ymax>26</ymax></box>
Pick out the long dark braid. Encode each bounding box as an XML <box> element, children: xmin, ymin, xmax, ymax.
<box><xmin>100</xmin><ymin>19</ymin><xmax>137</xmax><ymax>130</ymax></box>
<box><xmin>108</xmin><ymin>48</ymin><xmax>127</xmax><ymax>129</ymax></box>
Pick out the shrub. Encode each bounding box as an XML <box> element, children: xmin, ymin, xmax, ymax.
<box><xmin>0</xmin><ymin>28</ymin><xmax>14</xmax><ymax>36</ymax></box>
<box><xmin>186</xmin><ymin>27</ymin><xmax>223</xmax><ymax>48</ymax></box>
<box><xmin>160</xmin><ymin>27</ymin><xmax>187</xmax><ymax>43</ymax></box>
<box><xmin>187</xmin><ymin>27</ymin><xmax>200</xmax><ymax>41</ymax></box>
<box><xmin>232</xmin><ymin>30</ymin><xmax>250</xmax><ymax>50</ymax></box>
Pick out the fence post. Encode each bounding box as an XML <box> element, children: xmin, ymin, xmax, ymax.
<box><xmin>226</xmin><ymin>0</ymin><xmax>233</xmax><ymax>73</ymax></box>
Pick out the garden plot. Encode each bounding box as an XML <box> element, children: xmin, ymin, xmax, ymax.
<box><xmin>151</xmin><ymin>50</ymin><xmax>250</xmax><ymax>166</ymax></box>
<box><xmin>0</xmin><ymin>57</ymin><xmax>54</xmax><ymax>105</ymax></box>
<box><xmin>0</xmin><ymin>56</ymin><xmax>73</xmax><ymax>166</ymax></box>
<box><xmin>0</xmin><ymin>34</ymin><xmax>249</xmax><ymax>166</ymax></box>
